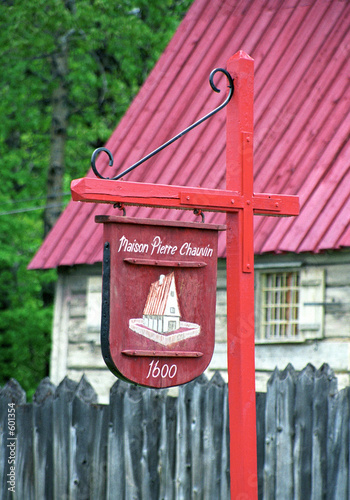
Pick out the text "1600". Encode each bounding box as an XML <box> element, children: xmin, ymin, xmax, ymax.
<box><xmin>146</xmin><ymin>360</ymin><xmax>177</xmax><ymax>379</ymax></box>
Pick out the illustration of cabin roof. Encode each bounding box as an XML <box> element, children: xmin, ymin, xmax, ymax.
<box><xmin>143</xmin><ymin>273</ymin><xmax>180</xmax><ymax>317</ymax></box>
<box><xmin>29</xmin><ymin>0</ymin><xmax>350</xmax><ymax>270</ymax></box>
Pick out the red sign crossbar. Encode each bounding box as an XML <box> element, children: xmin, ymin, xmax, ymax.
<box><xmin>71</xmin><ymin>177</ymin><xmax>298</xmax><ymax>215</ymax></box>
<box><xmin>71</xmin><ymin>177</ymin><xmax>299</xmax><ymax>272</ymax></box>
<box><xmin>71</xmin><ymin>177</ymin><xmax>298</xmax><ymax>273</ymax></box>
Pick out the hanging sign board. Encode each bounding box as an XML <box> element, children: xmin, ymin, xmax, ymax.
<box><xmin>96</xmin><ymin>215</ymin><xmax>225</xmax><ymax>388</ymax></box>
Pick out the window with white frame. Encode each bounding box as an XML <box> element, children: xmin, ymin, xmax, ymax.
<box><xmin>255</xmin><ymin>267</ymin><xmax>325</xmax><ymax>342</ymax></box>
<box><xmin>260</xmin><ymin>271</ymin><xmax>300</xmax><ymax>340</ymax></box>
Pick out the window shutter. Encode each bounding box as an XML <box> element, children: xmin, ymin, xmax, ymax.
<box><xmin>87</xmin><ymin>276</ymin><xmax>102</xmax><ymax>332</ymax></box>
<box><xmin>299</xmin><ymin>268</ymin><xmax>325</xmax><ymax>339</ymax></box>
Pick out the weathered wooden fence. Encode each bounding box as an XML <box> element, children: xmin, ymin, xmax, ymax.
<box><xmin>0</xmin><ymin>364</ymin><xmax>349</xmax><ymax>499</ymax></box>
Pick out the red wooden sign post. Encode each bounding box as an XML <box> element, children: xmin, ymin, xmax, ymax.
<box><xmin>71</xmin><ymin>51</ymin><xmax>299</xmax><ymax>499</ymax></box>
<box><xmin>226</xmin><ymin>52</ymin><xmax>261</xmax><ymax>500</ymax></box>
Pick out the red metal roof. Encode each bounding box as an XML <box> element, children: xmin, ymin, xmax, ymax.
<box><xmin>29</xmin><ymin>0</ymin><xmax>350</xmax><ymax>270</ymax></box>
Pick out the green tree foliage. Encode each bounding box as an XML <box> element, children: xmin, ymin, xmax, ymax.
<box><xmin>0</xmin><ymin>0</ymin><xmax>192</xmax><ymax>397</ymax></box>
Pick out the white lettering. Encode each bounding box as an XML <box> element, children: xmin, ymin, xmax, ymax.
<box><xmin>117</xmin><ymin>234</ymin><xmax>213</xmax><ymax>259</ymax></box>
<box><xmin>169</xmin><ymin>365</ymin><xmax>177</xmax><ymax>378</ymax></box>
<box><xmin>150</xmin><ymin>236</ymin><xmax>177</xmax><ymax>256</ymax></box>
<box><xmin>179</xmin><ymin>242</ymin><xmax>188</xmax><ymax>255</ymax></box>
<box><xmin>117</xmin><ymin>235</ymin><xmax>149</xmax><ymax>254</ymax></box>
<box><xmin>146</xmin><ymin>360</ymin><xmax>178</xmax><ymax>380</ymax></box>
<box><xmin>118</xmin><ymin>235</ymin><xmax>127</xmax><ymax>252</ymax></box>
<box><xmin>161</xmin><ymin>364</ymin><xmax>169</xmax><ymax>378</ymax></box>
<box><xmin>180</xmin><ymin>242</ymin><xmax>213</xmax><ymax>257</ymax></box>
<box><xmin>150</xmin><ymin>236</ymin><xmax>161</xmax><ymax>255</ymax></box>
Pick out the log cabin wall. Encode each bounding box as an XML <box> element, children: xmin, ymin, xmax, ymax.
<box><xmin>51</xmin><ymin>251</ymin><xmax>350</xmax><ymax>402</ymax></box>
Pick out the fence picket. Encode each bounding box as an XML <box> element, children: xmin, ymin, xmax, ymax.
<box><xmin>15</xmin><ymin>404</ymin><xmax>34</xmax><ymax>500</ymax></box>
<box><xmin>327</xmin><ymin>387</ymin><xmax>350</xmax><ymax>500</ymax></box>
<box><xmin>107</xmin><ymin>380</ymin><xmax>128</xmax><ymax>500</ymax></box>
<box><xmin>256</xmin><ymin>391</ymin><xmax>266</xmax><ymax>500</ymax></box>
<box><xmin>53</xmin><ymin>377</ymin><xmax>78</xmax><ymax>500</ymax></box>
<box><xmin>190</xmin><ymin>375</ymin><xmax>207</xmax><ymax>499</ymax></box>
<box><xmin>293</xmin><ymin>364</ymin><xmax>314</xmax><ymax>500</ymax></box>
<box><xmin>0</xmin><ymin>379</ymin><xmax>26</xmax><ymax>500</ymax></box>
<box><xmin>264</xmin><ymin>368</ymin><xmax>278</xmax><ymax>500</ymax></box>
<box><xmin>70</xmin><ymin>376</ymin><xmax>98</xmax><ymax>500</ymax></box>
<box><xmin>275</xmin><ymin>364</ymin><xmax>296</xmax><ymax>500</ymax></box>
<box><xmin>311</xmin><ymin>364</ymin><xmax>337</xmax><ymax>500</ymax></box>
<box><xmin>123</xmin><ymin>385</ymin><xmax>143</xmax><ymax>499</ymax></box>
<box><xmin>219</xmin><ymin>382</ymin><xmax>230</xmax><ymax>499</ymax></box>
<box><xmin>88</xmin><ymin>402</ymin><xmax>109</xmax><ymax>499</ymax></box>
<box><xmin>33</xmin><ymin>377</ymin><xmax>56</xmax><ymax>500</ymax></box>
<box><xmin>140</xmin><ymin>388</ymin><xmax>166</xmax><ymax>500</ymax></box>
<box><xmin>158</xmin><ymin>389</ymin><xmax>177</xmax><ymax>500</ymax></box>
<box><xmin>175</xmin><ymin>380</ymin><xmax>192</xmax><ymax>500</ymax></box>
<box><xmin>203</xmin><ymin>372</ymin><xmax>226</xmax><ymax>499</ymax></box>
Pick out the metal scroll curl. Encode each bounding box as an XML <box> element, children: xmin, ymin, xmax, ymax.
<box><xmin>91</xmin><ymin>68</ymin><xmax>234</xmax><ymax>181</ymax></box>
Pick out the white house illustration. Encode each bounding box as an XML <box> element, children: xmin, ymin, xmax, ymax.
<box><xmin>142</xmin><ymin>273</ymin><xmax>181</xmax><ymax>334</ymax></box>
<box><xmin>128</xmin><ymin>271</ymin><xmax>200</xmax><ymax>346</ymax></box>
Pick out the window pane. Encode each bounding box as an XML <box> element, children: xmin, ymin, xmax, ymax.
<box><xmin>260</xmin><ymin>271</ymin><xmax>300</xmax><ymax>340</ymax></box>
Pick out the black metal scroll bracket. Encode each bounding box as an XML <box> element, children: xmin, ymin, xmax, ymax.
<box><xmin>90</xmin><ymin>68</ymin><xmax>234</xmax><ymax>181</ymax></box>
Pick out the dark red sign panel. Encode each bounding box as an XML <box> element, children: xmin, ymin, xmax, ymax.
<box><xmin>96</xmin><ymin>215</ymin><xmax>225</xmax><ymax>388</ymax></box>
